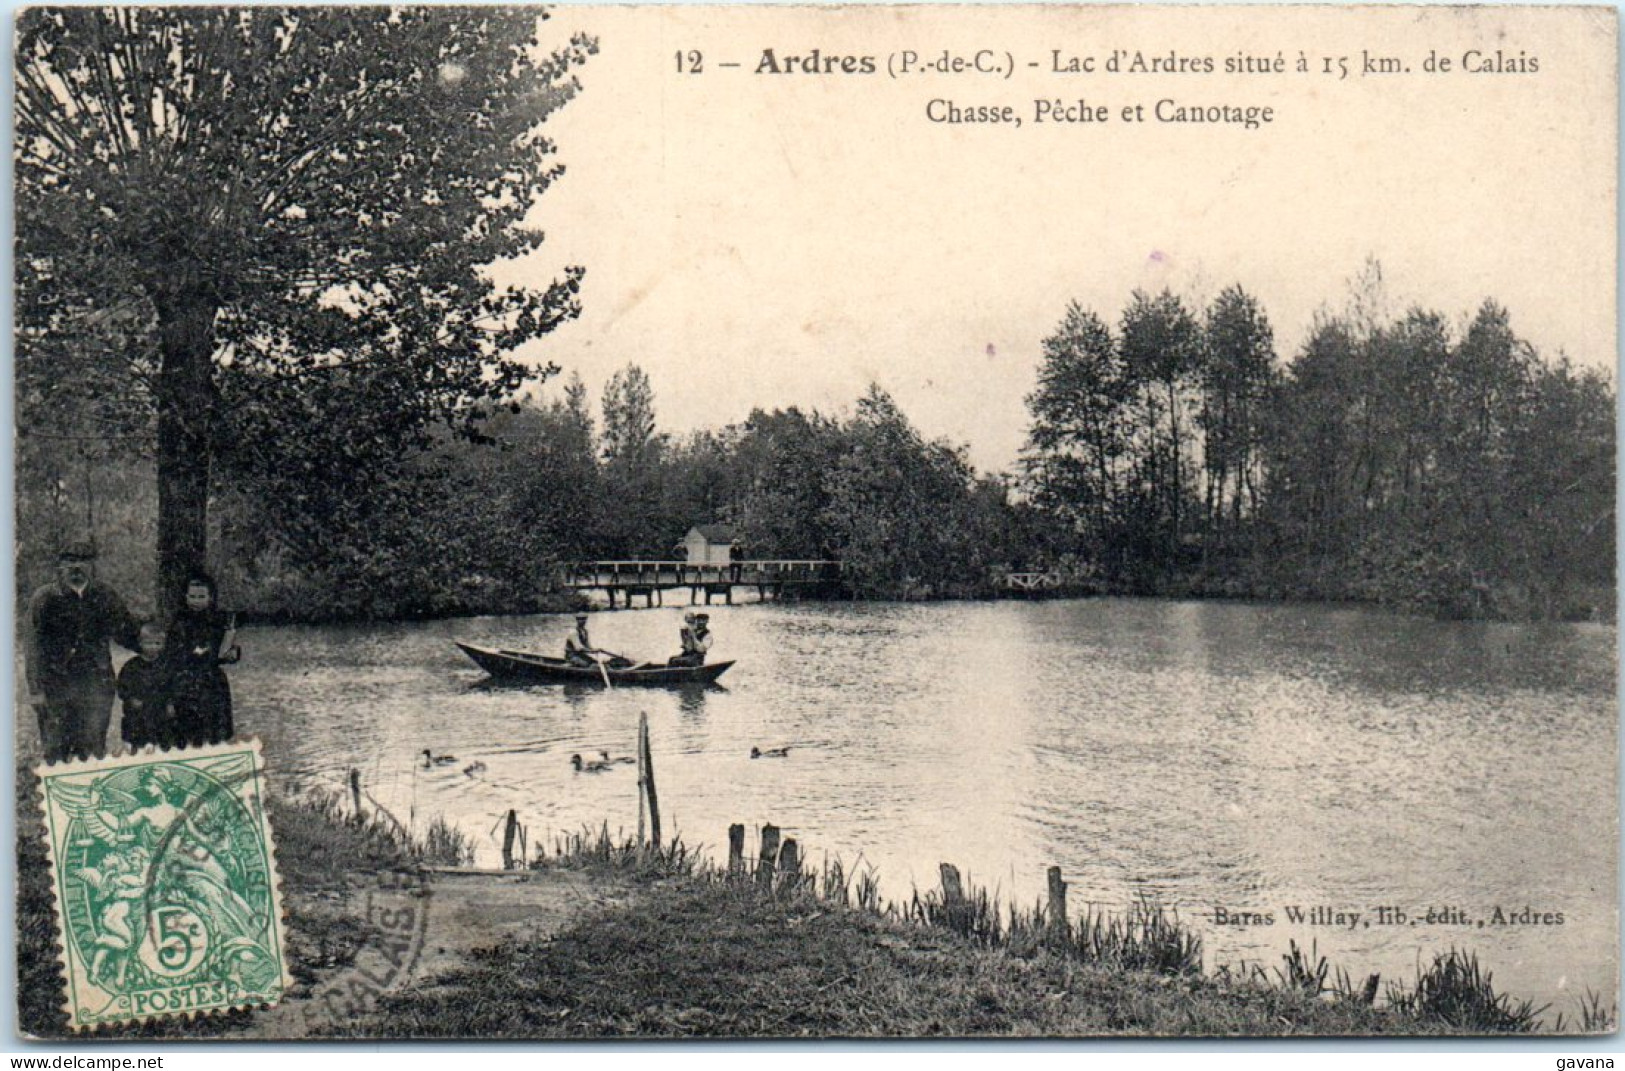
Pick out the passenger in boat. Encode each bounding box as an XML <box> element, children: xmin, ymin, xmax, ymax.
<box><xmin>667</xmin><ymin>611</ymin><xmax>697</xmax><ymax>667</ymax></box>
<box><xmin>668</xmin><ymin>612</ymin><xmax>712</xmax><ymax>668</ymax></box>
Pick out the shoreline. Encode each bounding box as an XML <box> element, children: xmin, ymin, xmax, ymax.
<box><xmin>17</xmin><ymin>787</ymin><xmax>1612</xmax><ymax>1039</ymax></box>
<box><xmin>214</xmin><ymin>586</ymin><xmax>1614</xmax><ymax>630</ymax></box>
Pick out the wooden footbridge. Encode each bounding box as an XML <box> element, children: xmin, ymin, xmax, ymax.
<box><xmin>1004</xmin><ymin>570</ymin><xmax>1064</xmax><ymax>594</ymax></box>
<box><xmin>563</xmin><ymin>560</ymin><xmax>843</xmax><ymax>608</ymax></box>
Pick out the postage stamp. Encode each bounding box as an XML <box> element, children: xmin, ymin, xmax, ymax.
<box><xmin>36</xmin><ymin>740</ymin><xmax>292</xmax><ymax>1031</ymax></box>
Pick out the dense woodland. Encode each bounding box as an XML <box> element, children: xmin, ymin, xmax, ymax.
<box><xmin>13</xmin><ymin>11</ymin><xmax>1611</xmax><ymax>625</ymax></box>
<box><xmin>17</xmin><ymin>270</ymin><xmax>1616</xmax><ymax>623</ymax></box>
<box><xmin>1022</xmin><ymin>272</ymin><xmax>1615</xmax><ymax>620</ymax></box>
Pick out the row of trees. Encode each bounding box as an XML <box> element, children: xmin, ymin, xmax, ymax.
<box><xmin>23</xmin><ymin>285</ymin><xmax>1611</xmax><ymax>622</ymax></box>
<box><xmin>193</xmin><ymin>370</ymin><xmax>1038</xmax><ymax>617</ymax></box>
<box><xmin>13</xmin><ymin>12</ymin><xmax>1609</xmax><ymax>623</ymax></box>
<box><xmin>1023</xmin><ymin>272</ymin><xmax>1615</xmax><ymax>618</ymax></box>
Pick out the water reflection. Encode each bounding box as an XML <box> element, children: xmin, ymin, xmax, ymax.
<box><xmin>225</xmin><ymin>598</ymin><xmax>1615</xmax><ymax>1010</ymax></box>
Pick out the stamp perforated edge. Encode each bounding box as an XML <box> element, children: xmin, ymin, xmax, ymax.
<box><xmin>33</xmin><ymin>738</ymin><xmax>295</xmax><ymax>1034</ymax></box>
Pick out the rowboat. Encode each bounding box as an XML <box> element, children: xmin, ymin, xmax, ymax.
<box><xmin>455</xmin><ymin>642</ymin><xmax>734</xmax><ymax>686</ymax></box>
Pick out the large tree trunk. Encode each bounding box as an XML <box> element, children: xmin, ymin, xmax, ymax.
<box><xmin>152</xmin><ymin>288</ymin><xmax>218</xmax><ymax>619</ymax></box>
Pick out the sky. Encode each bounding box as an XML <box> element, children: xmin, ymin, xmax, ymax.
<box><xmin>501</xmin><ymin>5</ymin><xmax>1616</xmax><ymax>474</ymax></box>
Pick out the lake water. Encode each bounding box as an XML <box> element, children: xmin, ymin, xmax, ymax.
<box><xmin>217</xmin><ymin>598</ymin><xmax>1614</xmax><ymax>1011</ymax></box>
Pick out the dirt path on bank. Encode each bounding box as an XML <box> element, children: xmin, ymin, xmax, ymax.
<box><xmin>241</xmin><ymin>868</ymin><xmax>636</xmax><ymax>1040</ymax></box>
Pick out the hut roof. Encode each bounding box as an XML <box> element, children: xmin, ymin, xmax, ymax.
<box><xmin>689</xmin><ymin>524</ymin><xmax>738</xmax><ymax>543</ymax></box>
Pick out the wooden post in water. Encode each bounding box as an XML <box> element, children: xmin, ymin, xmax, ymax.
<box><xmin>349</xmin><ymin>769</ymin><xmax>363</xmax><ymax>821</ymax></box>
<box><xmin>636</xmin><ymin>725</ymin><xmax>647</xmax><ymax>847</ymax></box>
<box><xmin>1047</xmin><ymin>866</ymin><xmax>1068</xmax><ymax>941</ymax></box>
<box><xmin>777</xmin><ymin>837</ymin><xmax>801</xmax><ymax>891</ymax></box>
<box><xmin>501</xmin><ymin>809</ymin><xmax>519</xmax><ymax>870</ymax></box>
<box><xmin>758</xmin><ymin>824</ymin><xmax>781</xmax><ymax>887</ymax></box>
<box><xmin>939</xmin><ymin>862</ymin><xmax>967</xmax><ymax>933</ymax></box>
<box><xmin>638</xmin><ymin>712</ymin><xmax>662</xmax><ymax>849</ymax></box>
<box><xmin>728</xmin><ymin>823</ymin><xmax>746</xmax><ymax>878</ymax></box>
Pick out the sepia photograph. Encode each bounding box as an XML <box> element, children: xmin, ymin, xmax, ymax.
<box><xmin>11</xmin><ymin>3</ymin><xmax>1619</xmax><ymax>1042</ymax></box>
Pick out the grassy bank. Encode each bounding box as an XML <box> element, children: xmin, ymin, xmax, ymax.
<box><xmin>15</xmin><ymin>770</ymin><xmax>469</xmax><ymax>1040</ymax></box>
<box><xmin>334</xmin><ymin>829</ymin><xmax>1610</xmax><ymax>1039</ymax></box>
<box><xmin>18</xmin><ymin>785</ymin><xmax>1610</xmax><ymax>1039</ymax></box>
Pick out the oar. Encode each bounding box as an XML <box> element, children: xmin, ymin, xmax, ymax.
<box><xmin>593</xmin><ymin>652</ymin><xmax>614</xmax><ymax>690</ymax></box>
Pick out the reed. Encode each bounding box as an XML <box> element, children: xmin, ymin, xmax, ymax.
<box><xmin>300</xmin><ymin>788</ymin><xmax>418</xmax><ymax>859</ymax></box>
<box><xmin>1551</xmin><ymin>989</ymin><xmax>1617</xmax><ymax>1034</ymax></box>
<box><xmin>905</xmin><ymin>881</ymin><xmax>1006</xmax><ymax>946</ymax></box>
<box><xmin>1387</xmin><ymin>950</ymin><xmax>1546</xmax><ymax>1033</ymax></box>
<box><xmin>1048</xmin><ymin>894</ymin><xmax>1204</xmax><ymax>976</ymax></box>
<box><xmin>296</xmin><ymin>787</ymin><xmax>477</xmax><ymax>869</ymax></box>
<box><xmin>421</xmin><ymin>815</ymin><xmax>477</xmax><ymax>868</ymax></box>
<box><xmin>854</xmin><ymin>869</ymin><xmax>883</xmax><ymax>914</ymax></box>
<box><xmin>536</xmin><ymin>822</ymin><xmax>699</xmax><ymax>877</ymax></box>
<box><xmin>1276</xmin><ymin>939</ymin><xmax>1331</xmax><ymax>996</ymax></box>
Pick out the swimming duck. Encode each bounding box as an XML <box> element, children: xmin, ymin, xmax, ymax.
<box><xmin>571</xmin><ymin>753</ymin><xmax>613</xmax><ymax>773</ymax></box>
<box><xmin>751</xmin><ymin>746</ymin><xmax>791</xmax><ymax>759</ymax></box>
<box><xmin>599</xmin><ymin>750</ymin><xmax>636</xmax><ymax>766</ymax></box>
<box><xmin>463</xmin><ymin>761</ymin><xmax>487</xmax><ymax>777</ymax></box>
<box><xmin>421</xmin><ymin>749</ymin><xmax>459</xmax><ymax>767</ymax></box>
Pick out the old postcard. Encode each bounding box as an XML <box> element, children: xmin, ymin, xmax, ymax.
<box><xmin>13</xmin><ymin>3</ymin><xmax>1617</xmax><ymax>1041</ymax></box>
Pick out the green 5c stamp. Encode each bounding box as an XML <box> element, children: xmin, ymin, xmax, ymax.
<box><xmin>38</xmin><ymin>741</ymin><xmax>291</xmax><ymax>1030</ymax></box>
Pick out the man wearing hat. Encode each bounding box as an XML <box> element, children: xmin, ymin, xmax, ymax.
<box><xmin>563</xmin><ymin>612</ymin><xmax>598</xmax><ymax>667</ymax></box>
<box><xmin>668</xmin><ymin>610</ymin><xmax>713</xmax><ymax>667</ymax></box>
<box><xmin>564</xmin><ymin>612</ymin><xmax>631</xmax><ymax>669</ymax></box>
<box><xmin>26</xmin><ymin>541</ymin><xmax>141</xmax><ymax>761</ymax></box>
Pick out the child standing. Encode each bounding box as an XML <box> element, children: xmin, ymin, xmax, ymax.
<box><xmin>116</xmin><ymin>622</ymin><xmax>171</xmax><ymax>750</ymax></box>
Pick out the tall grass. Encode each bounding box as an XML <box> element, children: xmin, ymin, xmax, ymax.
<box><xmin>542</xmin><ymin>827</ymin><xmax>1202</xmax><ymax>977</ymax></box>
<box><xmin>1070</xmin><ymin>895</ymin><xmax>1204</xmax><ymax>975</ymax></box>
<box><xmin>297</xmin><ymin>787</ymin><xmax>474</xmax><ymax>868</ymax></box>
<box><xmin>534</xmin><ymin>823</ymin><xmax>1591</xmax><ymax>1034</ymax></box>
<box><xmin>1387</xmin><ymin>950</ymin><xmax>1546</xmax><ymax>1033</ymax></box>
<box><xmin>1551</xmin><ymin>989</ymin><xmax>1618</xmax><ymax>1034</ymax></box>
<box><xmin>1277</xmin><ymin>939</ymin><xmax>1331</xmax><ymax>995</ymax></box>
<box><xmin>421</xmin><ymin>815</ymin><xmax>478</xmax><ymax>868</ymax></box>
<box><xmin>536</xmin><ymin>822</ymin><xmax>699</xmax><ymax>878</ymax></box>
<box><xmin>905</xmin><ymin>881</ymin><xmax>1007</xmax><ymax>947</ymax></box>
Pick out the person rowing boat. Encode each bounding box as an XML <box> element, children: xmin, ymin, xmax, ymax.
<box><xmin>564</xmin><ymin>612</ymin><xmax>631</xmax><ymax>669</ymax></box>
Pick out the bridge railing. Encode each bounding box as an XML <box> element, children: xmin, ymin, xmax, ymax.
<box><xmin>563</xmin><ymin>560</ymin><xmax>842</xmax><ymax>588</ymax></box>
<box><xmin>1005</xmin><ymin>571</ymin><xmax>1064</xmax><ymax>591</ymax></box>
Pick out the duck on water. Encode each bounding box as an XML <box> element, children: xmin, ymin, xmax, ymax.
<box><xmin>571</xmin><ymin>753</ymin><xmax>615</xmax><ymax>773</ymax></box>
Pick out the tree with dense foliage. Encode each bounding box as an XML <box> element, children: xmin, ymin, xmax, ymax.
<box><xmin>600</xmin><ymin>364</ymin><xmax>661</xmax><ymax>469</ymax></box>
<box><xmin>727</xmin><ymin>408</ymin><xmax>843</xmax><ymax>559</ymax></box>
<box><xmin>1023</xmin><ymin>303</ymin><xmax>1129</xmax><ymax>551</ymax></box>
<box><xmin>1118</xmin><ymin>289</ymin><xmax>1203</xmax><ymax>571</ymax></box>
<box><xmin>1261</xmin><ymin>315</ymin><xmax>1363</xmax><ymax>570</ymax></box>
<box><xmin>823</xmin><ymin>387</ymin><xmax>994</xmax><ymax>598</ymax></box>
<box><xmin>596</xmin><ymin>363</ymin><xmax>669</xmax><ymax>555</ymax></box>
<box><xmin>1198</xmin><ymin>286</ymin><xmax>1277</xmax><ymax>553</ymax></box>
<box><xmin>16</xmin><ymin>7</ymin><xmax>595</xmax><ymax>612</ymax></box>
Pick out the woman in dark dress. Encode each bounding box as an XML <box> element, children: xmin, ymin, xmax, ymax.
<box><xmin>164</xmin><ymin>572</ymin><xmax>240</xmax><ymax>746</ymax></box>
